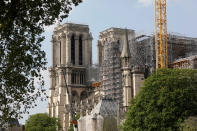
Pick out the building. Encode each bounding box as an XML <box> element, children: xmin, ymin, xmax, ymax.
<box><xmin>97</xmin><ymin>28</ymin><xmax>144</xmax><ymax>110</ymax></box>
<box><xmin>172</xmin><ymin>55</ymin><xmax>197</xmax><ymax>69</ymax></box>
<box><xmin>48</xmin><ymin>23</ymin><xmax>197</xmax><ymax>131</ymax></box>
<box><xmin>97</xmin><ymin>28</ymin><xmax>134</xmax><ymax>105</ymax></box>
<box><xmin>47</xmin><ymin>23</ymin><xmax>95</xmax><ymax>131</ymax></box>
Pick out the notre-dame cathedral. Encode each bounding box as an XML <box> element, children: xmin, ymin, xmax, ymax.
<box><xmin>48</xmin><ymin>23</ymin><xmax>197</xmax><ymax>131</ymax></box>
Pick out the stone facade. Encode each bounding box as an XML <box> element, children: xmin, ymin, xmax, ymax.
<box><xmin>48</xmin><ymin>24</ymin><xmax>145</xmax><ymax>130</ymax></box>
<box><xmin>78</xmin><ymin>99</ymin><xmax>120</xmax><ymax>131</ymax></box>
<box><xmin>48</xmin><ymin>23</ymin><xmax>93</xmax><ymax>131</ymax></box>
<box><xmin>48</xmin><ymin>23</ymin><xmax>197</xmax><ymax>131</ymax></box>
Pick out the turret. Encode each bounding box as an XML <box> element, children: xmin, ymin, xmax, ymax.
<box><xmin>121</xmin><ymin>29</ymin><xmax>132</xmax><ymax>111</ymax></box>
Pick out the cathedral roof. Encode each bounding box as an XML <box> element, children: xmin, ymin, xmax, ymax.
<box><xmin>121</xmin><ymin>29</ymin><xmax>131</xmax><ymax>58</ymax></box>
<box><xmin>91</xmin><ymin>99</ymin><xmax>118</xmax><ymax>117</ymax></box>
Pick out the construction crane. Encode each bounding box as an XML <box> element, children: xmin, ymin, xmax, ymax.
<box><xmin>154</xmin><ymin>0</ymin><xmax>168</xmax><ymax>69</ymax></box>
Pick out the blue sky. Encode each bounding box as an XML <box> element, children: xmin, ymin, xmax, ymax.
<box><xmin>20</xmin><ymin>0</ymin><xmax>197</xmax><ymax>124</ymax></box>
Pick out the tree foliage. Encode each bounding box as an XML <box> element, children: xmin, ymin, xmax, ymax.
<box><xmin>122</xmin><ymin>69</ymin><xmax>197</xmax><ymax>131</ymax></box>
<box><xmin>0</xmin><ymin>0</ymin><xmax>82</xmax><ymax>125</ymax></box>
<box><xmin>25</xmin><ymin>113</ymin><xmax>60</xmax><ymax>131</ymax></box>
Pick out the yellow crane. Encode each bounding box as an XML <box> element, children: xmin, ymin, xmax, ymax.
<box><xmin>155</xmin><ymin>0</ymin><xmax>168</xmax><ymax>69</ymax></box>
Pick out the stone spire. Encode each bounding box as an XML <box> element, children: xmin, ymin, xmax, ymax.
<box><xmin>121</xmin><ymin>29</ymin><xmax>131</xmax><ymax>58</ymax></box>
<box><xmin>121</xmin><ymin>29</ymin><xmax>132</xmax><ymax>112</ymax></box>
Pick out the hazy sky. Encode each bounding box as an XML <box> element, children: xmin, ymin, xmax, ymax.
<box><xmin>20</xmin><ymin>0</ymin><xmax>197</xmax><ymax>124</ymax></box>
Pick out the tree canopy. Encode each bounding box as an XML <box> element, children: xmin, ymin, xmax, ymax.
<box><xmin>0</xmin><ymin>0</ymin><xmax>82</xmax><ymax>125</ymax></box>
<box><xmin>122</xmin><ymin>69</ymin><xmax>197</xmax><ymax>131</ymax></box>
<box><xmin>25</xmin><ymin>113</ymin><xmax>60</xmax><ymax>131</ymax></box>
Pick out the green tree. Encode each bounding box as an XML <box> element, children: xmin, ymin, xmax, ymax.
<box><xmin>122</xmin><ymin>69</ymin><xmax>197</xmax><ymax>131</ymax></box>
<box><xmin>25</xmin><ymin>113</ymin><xmax>61</xmax><ymax>131</ymax></box>
<box><xmin>0</xmin><ymin>0</ymin><xmax>82</xmax><ymax>125</ymax></box>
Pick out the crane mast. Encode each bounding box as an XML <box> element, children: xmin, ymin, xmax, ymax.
<box><xmin>155</xmin><ymin>0</ymin><xmax>168</xmax><ymax>69</ymax></box>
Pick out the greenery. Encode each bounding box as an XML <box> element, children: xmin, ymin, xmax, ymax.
<box><xmin>181</xmin><ymin>116</ymin><xmax>197</xmax><ymax>131</ymax></box>
<box><xmin>25</xmin><ymin>113</ymin><xmax>61</xmax><ymax>131</ymax></box>
<box><xmin>122</xmin><ymin>69</ymin><xmax>197</xmax><ymax>131</ymax></box>
<box><xmin>0</xmin><ymin>0</ymin><xmax>82</xmax><ymax>125</ymax></box>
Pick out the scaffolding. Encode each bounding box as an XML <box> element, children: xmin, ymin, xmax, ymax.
<box><xmin>129</xmin><ymin>35</ymin><xmax>155</xmax><ymax>71</ymax></box>
<box><xmin>167</xmin><ymin>33</ymin><xmax>197</xmax><ymax>65</ymax></box>
<box><xmin>133</xmin><ymin>33</ymin><xmax>197</xmax><ymax>69</ymax></box>
<box><xmin>100</xmin><ymin>41</ymin><xmax>122</xmax><ymax>104</ymax></box>
<box><xmin>98</xmin><ymin>29</ymin><xmax>197</xmax><ymax>103</ymax></box>
<box><xmin>130</xmin><ymin>37</ymin><xmax>148</xmax><ymax>68</ymax></box>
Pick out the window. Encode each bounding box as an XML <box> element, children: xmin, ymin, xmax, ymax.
<box><xmin>79</xmin><ymin>35</ymin><xmax>83</xmax><ymax>65</ymax></box>
<box><xmin>71</xmin><ymin>72</ymin><xmax>74</xmax><ymax>84</ymax></box>
<box><xmin>71</xmin><ymin>35</ymin><xmax>75</xmax><ymax>65</ymax></box>
<box><xmin>80</xmin><ymin>73</ymin><xmax>82</xmax><ymax>84</ymax></box>
<box><xmin>71</xmin><ymin>72</ymin><xmax>77</xmax><ymax>84</ymax></box>
<box><xmin>59</xmin><ymin>41</ymin><xmax>61</xmax><ymax>64</ymax></box>
<box><xmin>79</xmin><ymin>72</ymin><xmax>85</xmax><ymax>85</ymax></box>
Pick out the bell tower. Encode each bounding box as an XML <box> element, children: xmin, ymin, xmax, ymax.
<box><xmin>48</xmin><ymin>23</ymin><xmax>93</xmax><ymax>130</ymax></box>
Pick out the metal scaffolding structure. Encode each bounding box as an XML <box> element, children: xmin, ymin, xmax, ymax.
<box><xmin>98</xmin><ymin>29</ymin><xmax>197</xmax><ymax>106</ymax></box>
<box><xmin>101</xmin><ymin>41</ymin><xmax>123</xmax><ymax>104</ymax></box>
<box><xmin>133</xmin><ymin>33</ymin><xmax>197</xmax><ymax>70</ymax></box>
<box><xmin>167</xmin><ymin>33</ymin><xmax>197</xmax><ymax>65</ymax></box>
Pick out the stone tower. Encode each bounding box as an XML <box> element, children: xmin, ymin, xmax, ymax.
<box><xmin>121</xmin><ymin>29</ymin><xmax>132</xmax><ymax>111</ymax></box>
<box><xmin>97</xmin><ymin>28</ymin><xmax>135</xmax><ymax>106</ymax></box>
<box><xmin>48</xmin><ymin>23</ymin><xmax>93</xmax><ymax>131</ymax></box>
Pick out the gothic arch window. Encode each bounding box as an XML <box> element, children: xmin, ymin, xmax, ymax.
<box><xmin>80</xmin><ymin>72</ymin><xmax>82</xmax><ymax>84</ymax></box>
<box><xmin>79</xmin><ymin>35</ymin><xmax>83</xmax><ymax>65</ymax></box>
<box><xmin>71</xmin><ymin>72</ymin><xmax>74</xmax><ymax>84</ymax></box>
<box><xmin>71</xmin><ymin>71</ymin><xmax>77</xmax><ymax>84</ymax></box>
<box><xmin>71</xmin><ymin>35</ymin><xmax>75</xmax><ymax>65</ymax></box>
<box><xmin>79</xmin><ymin>71</ymin><xmax>85</xmax><ymax>85</ymax></box>
<box><xmin>71</xmin><ymin>91</ymin><xmax>79</xmax><ymax>103</ymax></box>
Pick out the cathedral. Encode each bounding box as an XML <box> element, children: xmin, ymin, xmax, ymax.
<box><xmin>48</xmin><ymin>23</ymin><xmax>197</xmax><ymax>131</ymax></box>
